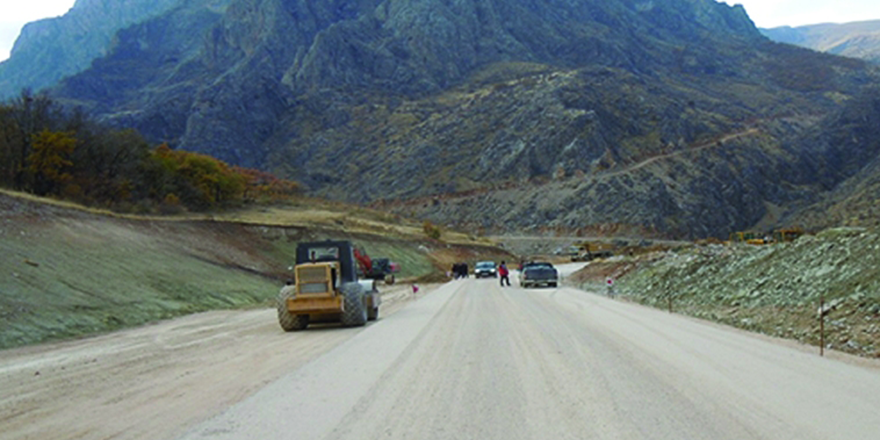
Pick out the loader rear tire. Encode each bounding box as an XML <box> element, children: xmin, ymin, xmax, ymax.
<box><xmin>340</xmin><ymin>282</ymin><xmax>368</xmax><ymax>327</ymax></box>
<box><xmin>277</xmin><ymin>292</ymin><xmax>309</xmax><ymax>331</ymax></box>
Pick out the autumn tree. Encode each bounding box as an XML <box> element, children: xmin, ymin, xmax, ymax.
<box><xmin>0</xmin><ymin>105</ymin><xmax>22</xmax><ymax>187</ymax></box>
<box><xmin>70</xmin><ymin>126</ymin><xmax>150</xmax><ymax>203</ymax></box>
<box><xmin>0</xmin><ymin>94</ymin><xmax>299</xmax><ymax>212</ymax></box>
<box><xmin>8</xmin><ymin>90</ymin><xmax>59</xmax><ymax>191</ymax></box>
<box><xmin>27</xmin><ymin>130</ymin><xmax>76</xmax><ymax>196</ymax></box>
<box><xmin>233</xmin><ymin>166</ymin><xmax>300</xmax><ymax>201</ymax></box>
<box><xmin>148</xmin><ymin>145</ymin><xmax>248</xmax><ymax>209</ymax></box>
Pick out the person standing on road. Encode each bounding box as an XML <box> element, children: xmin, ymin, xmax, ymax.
<box><xmin>498</xmin><ymin>261</ymin><xmax>511</xmax><ymax>287</ymax></box>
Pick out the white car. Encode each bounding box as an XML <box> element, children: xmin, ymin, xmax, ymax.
<box><xmin>474</xmin><ymin>261</ymin><xmax>498</xmax><ymax>278</ymax></box>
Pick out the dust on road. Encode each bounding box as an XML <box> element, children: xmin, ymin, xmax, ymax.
<box><xmin>0</xmin><ymin>283</ymin><xmax>427</xmax><ymax>440</ymax></box>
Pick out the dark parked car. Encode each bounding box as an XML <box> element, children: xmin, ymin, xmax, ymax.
<box><xmin>519</xmin><ymin>262</ymin><xmax>558</xmax><ymax>288</ymax></box>
<box><xmin>474</xmin><ymin>261</ymin><xmax>497</xmax><ymax>278</ymax></box>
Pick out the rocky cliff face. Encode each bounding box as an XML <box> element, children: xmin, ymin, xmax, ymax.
<box><xmin>0</xmin><ymin>0</ymin><xmax>223</xmax><ymax>100</ymax></box>
<box><xmin>376</xmin><ymin>83</ymin><xmax>880</xmax><ymax>239</ymax></box>
<box><xmin>55</xmin><ymin>0</ymin><xmax>765</xmax><ymax>164</ymax></box>
<box><xmin>782</xmin><ymin>87</ymin><xmax>880</xmax><ymax>230</ymax></box>
<box><xmin>39</xmin><ymin>0</ymin><xmax>880</xmax><ymax>237</ymax></box>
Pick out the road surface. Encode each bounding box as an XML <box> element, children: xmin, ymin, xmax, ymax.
<box><xmin>3</xmin><ymin>275</ymin><xmax>880</xmax><ymax>440</ymax></box>
<box><xmin>180</xmin><ymin>277</ymin><xmax>880</xmax><ymax>440</ymax></box>
<box><xmin>0</xmin><ymin>284</ymin><xmax>424</xmax><ymax>440</ymax></box>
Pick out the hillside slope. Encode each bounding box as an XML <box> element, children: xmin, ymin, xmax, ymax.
<box><xmin>0</xmin><ymin>191</ymin><xmax>508</xmax><ymax>349</ymax></box>
<box><xmin>572</xmin><ymin>227</ymin><xmax>880</xmax><ymax>358</ymax></box>
<box><xmin>763</xmin><ymin>20</ymin><xmax>880</xmax><ymax>64</ymax></box>
<box><xmin>382</xmin><ymin>83</ymin><xmax>880</xmax><ymax>238</ymax></box>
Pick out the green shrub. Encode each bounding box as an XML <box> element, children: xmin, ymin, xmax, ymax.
<box><xmin>423</xmin><ymin>221</ymin><xmax>442</xmax><ymax>240</ymax></box>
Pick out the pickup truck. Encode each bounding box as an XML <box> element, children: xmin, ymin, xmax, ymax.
<box><xmin>519</xmin><ymin>262</ymin><xmax>558</xmax><ymax>288</ymax></box>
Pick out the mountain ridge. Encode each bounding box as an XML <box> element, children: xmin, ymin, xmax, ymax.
<box><xmin>0</xmin><ymin>0</ymin><xmax>228</xmax><ymax>100</ymax></box>
<box><xmin>6</xmin><ymin>0</ymin><xmax>880</xmax><ymax>238</ymax></box>
<box><xmin>762</xmin><ymin>19</ymin><xmax>880</xmax><ymax>64</ymax></box>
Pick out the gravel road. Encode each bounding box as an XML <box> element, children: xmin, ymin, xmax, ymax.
<box><xmin>4</xmin><ymin>276</ymin><xmax>880</xmax><ymax>440</ymax></box>
<box><xmin>180</xmin><ymin>277</ymin><xmax>880</xmax><ymax>440</ymax></box>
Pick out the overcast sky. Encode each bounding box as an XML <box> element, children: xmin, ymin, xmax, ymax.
<box><xmin>0</xmin><ymin>0</ymin><xmax>76</xmax><ymax>62</ymax></box>
<box><xmin>2</xmin><ymin>0</ymin><xmax>880</xmax><ymax>62</ymax></box>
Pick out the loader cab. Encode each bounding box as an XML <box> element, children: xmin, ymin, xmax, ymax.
<box><xmin>295</xmin><ymin>241</ymin><xmax>359</xmax><ymax>284</ymax></box>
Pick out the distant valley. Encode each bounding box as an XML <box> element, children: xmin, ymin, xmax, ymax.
<box><xmin>763</xmin><ymin>20</ymin><xmax>880</xmax><ymax>64</ymax></box>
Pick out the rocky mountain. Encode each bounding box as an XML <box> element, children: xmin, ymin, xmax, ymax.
<box><xmin>0</xmin><ymin>0</ymin><xmax>232</xmax><ymax>101</ymax></box>
<box><xmin>377</xmin><ymin>81</ymin><xmax>880</xmax><ymax>239</ymax></box>
<box><xmin>762</xmin><ymin>20</ymin><xmax>880</xmax><ymax>64</ymax></box>
<box><xmin>783</xmin><ymin>87</ymin><xmax>880</xmax><ymax>230</ymax></box>
<box><xmin>30</xmin><ymin>0</ymin><xmax>880</xmax><ymax>238</ymax></box>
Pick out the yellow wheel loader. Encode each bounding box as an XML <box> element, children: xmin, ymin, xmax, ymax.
<box><xmin>277</xmin><ymin>240</ymin><xmax>381</xmax><ymax>331</ymax></box>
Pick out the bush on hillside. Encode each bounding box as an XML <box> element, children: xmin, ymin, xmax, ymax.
<box><xmin>0</xmin><ymin>90</ymin><xmax>300</xmax><ymax>213</ymax></box>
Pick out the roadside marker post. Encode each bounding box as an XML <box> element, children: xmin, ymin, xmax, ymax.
<box><xmin>819</xmin><ymin>293</ymin><xmax>825</xmax><ymax>357</ymax></box>
<box><xmin>606</xmin><ymin>277</ymin><xmax>615</xmax><ymax>298</ymax></box>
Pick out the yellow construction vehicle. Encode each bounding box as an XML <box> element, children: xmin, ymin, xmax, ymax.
<box><xmin>773</xmin><ymin>228</ymin><xmax>805</xmax><ymax>243</ymax></box>
<box><xmin>728</xmin><ymin>231</ymin><xmax>770</xmax><ymax>245</ymax></box>
<box><xmin>569</xmin><ymin>242</ymin><xmax>614</xmax><ymax>261</ymax></box>
<box><xmin>729</xmin><ymin>228</ymin><xmax>804</xmax><ymax>245</ymax></box>
<box><xmin>277</xmin><ymin>240</ymin><xmax>380</xmax><ymax>331</ymax></box>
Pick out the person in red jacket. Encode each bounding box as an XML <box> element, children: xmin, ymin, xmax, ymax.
<box><xmin>498</xmin><ymin>261</ymin><xmax>511</xmax><ymax>287</ymax></box>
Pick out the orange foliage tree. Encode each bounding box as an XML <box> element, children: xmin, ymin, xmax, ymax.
<box><xmin>27</xmin><ymin>130</ymin><xmax>76</xmax><ymax>196</ymax></box>
<box><xmin>232</xmin><ymin>166</ymin><xmax>300</xmax><ymax>201</ymax></box>
<box><xmin>150</xmin><ymin>144</ymin><xmax>248</xmax><ymax>208</ymax></box>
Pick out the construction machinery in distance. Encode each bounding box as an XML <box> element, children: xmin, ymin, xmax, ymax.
<box><xmin>354</xmin><ymin>247</ymin><xmax>400</xmax><ymax>285</ymax></box>
<box><xmin>773</xmin><ymin>228</ymin><xmax>805</xmax><ymax>243</ymax></box>
<box><xmin>728</xmin><ymin>231</ymin><xmax>770</xmax><ymax>245</ymax></box>
<box><xmin>277</xmin><ymin>240</ymin><xmax>381</xmax><ymax>331</ymax></box>
<box><xmin>728</xmin><ymin>228</ymin><xmax>805</xmax><ymax>245</ymax></box>
<box><xmin>568</xmin><ymin>242</ymin><xmax>615</xmax><ymax>262</ymax></box>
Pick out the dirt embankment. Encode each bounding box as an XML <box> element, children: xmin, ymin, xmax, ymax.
<box><xmin>0</xmin><ymin>192</ymin><xmax>508</xmax><ymax>350</ymax></box>
<box><xmin>571</xmin><ymin>228</ymin><xmax>880</xmax><ymax>358</ymax></box>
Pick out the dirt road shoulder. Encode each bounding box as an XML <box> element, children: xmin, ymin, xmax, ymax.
<box><xmin>0</xmin><ymin>283</ymin><xmax>433</xmax><ymax>440</ymax></box>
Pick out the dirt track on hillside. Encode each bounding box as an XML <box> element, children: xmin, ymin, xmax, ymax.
<box><xmin>0</xmin><ymin>283</ymin><xmax>429</xmax><ymax>440</ymax></box>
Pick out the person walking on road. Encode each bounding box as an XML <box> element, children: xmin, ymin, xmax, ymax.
<box><xmin>498</xmin><ymin>261</ymin><xmax>511</xmax><ymax>287</ymax></box>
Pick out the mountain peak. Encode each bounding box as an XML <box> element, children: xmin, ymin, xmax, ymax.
<box><xmin>6</xmin><ymin>0</ymin><xmax>878</xmax><ymax>238</ymax></box>
<box><xmin>0</xmin><ymin>0</ymin><xmax>229</xmax><ymax>100</ymax></box>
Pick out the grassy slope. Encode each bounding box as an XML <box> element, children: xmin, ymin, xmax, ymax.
<box><xmin>571</xmin><ymin>228</ymin><xmax>880</xmax><ymax>358</ymax></box>
<box><xmin>1</xmin><ymin>219</ymin><xmax>281</xmax><ymax>348</ymax></box>
<box><xmin>0</xmin><ymin>191</ymin><xmax>508</xmax><ymax>350</ymax></box>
